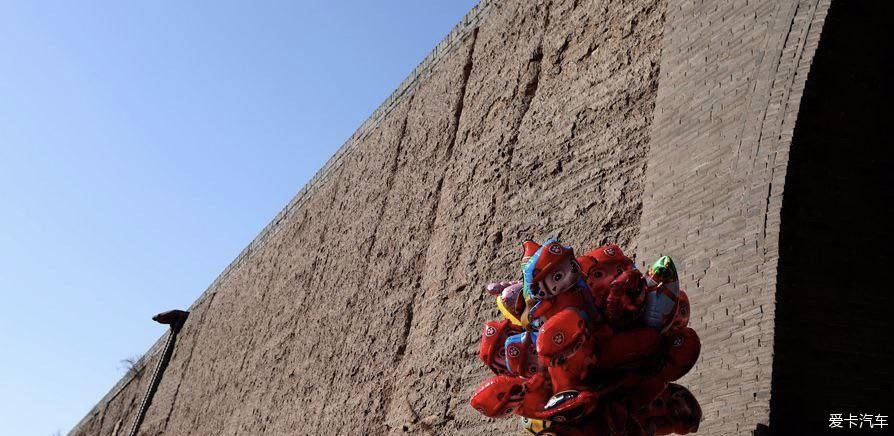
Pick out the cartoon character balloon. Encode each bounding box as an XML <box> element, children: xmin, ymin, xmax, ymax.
<box><xmin>471</xmin><ymin>239</ymin><xmax>703</xmax><ymax>435</ymax></box>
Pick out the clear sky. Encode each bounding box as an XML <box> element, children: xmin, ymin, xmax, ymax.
<box><xmin>0</xmin><ymin>1</ymin><xmax>478</xmax><ymax>434</ymax></box>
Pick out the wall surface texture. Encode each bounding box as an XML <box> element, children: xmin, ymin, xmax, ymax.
<box><xmin>635</xmin><ymin>0</ymin><xmax>830</xmax><ymax>434</ymax></box>
<box><xmin>71</xmin><ymin>0</ymin><xmax>839</xmax><ymax>435</ymax></box>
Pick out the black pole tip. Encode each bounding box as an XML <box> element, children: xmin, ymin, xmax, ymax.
<box><xmin>152</xmin><ymin>309</ymin><xmax>190</xmax><ymax>326</ymax></box>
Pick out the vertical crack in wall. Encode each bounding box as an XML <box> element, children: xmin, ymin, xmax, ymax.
<box><xmin>762</xmin><ymin>182</ymin><xmax>773</xmax><ymax>240</ymax></box>
<box><xmin>409</xmin><ymin>26</ymin><xmax>479</xmax><ymax>333</ymax></box>
<box><xmin>96</xmin><ymin>400</ymin><xmax>109</xmax><ymax>433</ymax></box>
<box><xmin>363</xmin><ymin>94</ymin><xmax>416</xmax><ymax>264</ymax></box>
<box><xmin>393</xmin><ymin>297</ymin><xmax>416</xmax><ymax>363</ymax></box>
<box><xmin>444</xmin><ymin>28</ymin><xmax>479</xmax><ymax>160</ymax></box>
<box><xmin>502</xmin><ymin>5</ymin><xmax>548</xmax><ymax>197</ymax></box>
<box><xmin>316</xmin><ymin>101</ymin><xmax>415</xmax><ymax>429</ymax></box>
<box><xmin>112</xmin><ymin>418</ymin><xmax>124</xmax><ymax>436</ymax></box>
<box><xmin>485</xmin><ymin>1</ymin><xmax>549</xmax><ymax>266</ymax></box>
<box><xmin>382</xmin><ymin>28</ymin><xmax>479</xmax><ymax>426</ymax></box>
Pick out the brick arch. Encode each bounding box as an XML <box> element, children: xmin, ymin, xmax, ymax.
<box><xmin>635</xmin><ymin>0</ymin><xmax>832</xmax><ymax>433</ymax></box>
<box><xmin>770</xmin><ymin>1</ymin><xmax>894</xmax><ymax>434</ymax></box>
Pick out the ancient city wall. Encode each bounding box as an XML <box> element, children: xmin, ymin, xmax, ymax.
<box><xmin>71</xmin><ymin>0</ymin><xmax>835</xmax><ymax>435</ymax></box>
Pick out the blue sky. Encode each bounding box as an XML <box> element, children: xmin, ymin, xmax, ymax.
<box><xmin>0</xmin><ymin>1</ymin><xmax>478</xmax><ymax>434</ymax></box>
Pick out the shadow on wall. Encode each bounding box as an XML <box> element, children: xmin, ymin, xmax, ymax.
<box><xmin>770</xmin><ymin>1</ymin><xmax>894</xmax><ymax>435</ymax></box>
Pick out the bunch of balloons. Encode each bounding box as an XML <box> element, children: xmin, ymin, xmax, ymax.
<box><xmin>470</xmin><ymin>240</ymin><xmax>702</xmax><ymax>435</ymax></box>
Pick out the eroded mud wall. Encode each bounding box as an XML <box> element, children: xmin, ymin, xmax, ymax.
<box><xmin>71</xmin><ymin>1</ymin><xmax>668</xmax><ymax>434</ymax></box>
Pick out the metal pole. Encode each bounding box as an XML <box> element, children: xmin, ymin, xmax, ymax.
<box><xmin>127</xmin><ymin>310</ymin><xmax>189</xmax><ymax>436</ymax></box>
